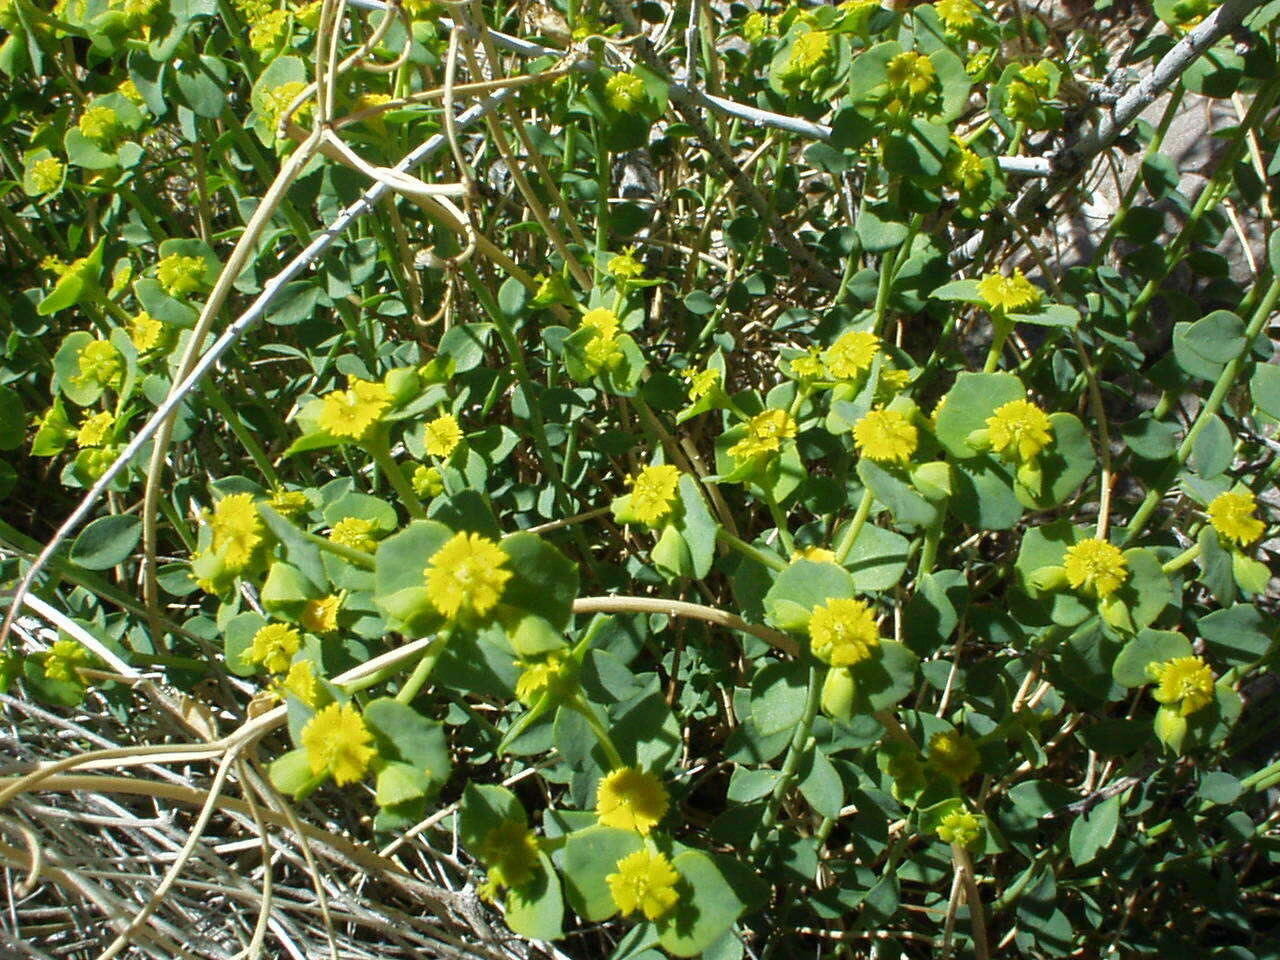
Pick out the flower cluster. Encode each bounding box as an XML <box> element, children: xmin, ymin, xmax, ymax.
<box><xmin>596</xmin><ymin>767</ymin><xmax>669</xmax><ymax>834</ymax></box>
<box><xmin>155</xmin><ymin>253</ymin><xmax>206</xmax><ymax>298</ymax></box>
<box><xmin>808</xmin><ymin>597</ymin><xmax>881</xmax><ymax>666</ymax></box>
<box><xmin>301</xmin><ymin>702</ymin><xmax>376</xmax><ymax>785</ymax></box>
<box><xmin>425</xmin><ymin>531</ymin><xmax>512</xmax><ymax>621</ymax></box>
<box><xmin>854</xmin><ymin>408</ymin><xmax>917</xmax><ymax>464</ymax></box>
<box><xmin>627</xmin><ymin>464</ymin><xmax>681</xmax><ymax>527</ymax></box>
<box><xmin>977</xmin><ymin>269</ymin><xmax>1040</xmax><ymax>313</ymax></box>
<box><xmin>317</xmin><ymin>377</ymin><xmax>393</xmax><ymax>441</ymax></box>
<box><xmin>729</xmin><ymin>408</ymin><xmax>796</xmax><ymax>462</ymax></box>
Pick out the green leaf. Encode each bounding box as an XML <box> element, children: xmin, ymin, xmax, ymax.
<box><xmin>1068</xmin><ymin>794</ymin><xmax>1120</xmax><ymax>866</ymax></box>
<box><xmin>459</xmin><ymin>783</ymin><xmax>526</xmax><ymax>849</ymax></box>
<box><xmin>1017</xmin><ymin>412</ymin><xmax>1096</xmax><ymax>509</ymax></box>
<box><xmin>751</xmin><ymin>659</ymin><xmax>809</xmax><ymax>736</ymax></box>
<box><xmin>674</xmin><ymin>475</ymin><xmax>717</xmax><ymax>579</ymax></box>
<box><xmin>224</xmin><ymin>612</ymin><xmax>268</xmax><ymax>678</ymax></box>
<box><xmin>1198</xmin><ymin>604</ymin><xmax>1274</xmax><ymax>667</ymax></box>
<box><xmin>1112</xmin><ymin>629</ymin><xmax>1194</xmax><ymax>687</ymax></box>
<box><xmin>562</xmin><ymin>826</ymin><xmax>644</xmax><ymax>921</ymax></box>
<box><xmin>0</xmin><ymin>385</ymin><xmax>25</xmax><ymax>451</ymax></box>
<box><xmin>857</xmin><ymin>460</ymin><xmax>938</xmax><ymax>529</ymax></box>
<box><xmin>372</xmin><ymin>520</ymin><xmax>453</xmax><ymax>634</ymax></box>
<box><xmin>950</xmin><ymin>455</ymin><xmax>1023</xmax><ymax>530</ymax></box>
<box><xmin>499</xmin><ymin>532</ymin><xmax>579</xmax><ymax>632</ymax></box>
<box><xmin>1251</xmin><ymin>363</ymin><xmax>1280</xmax><ymax>419</ymax></box>
<box><xmin>763</xmin><ymin>560</ymin><xmax>855</xmax><ymax>633</ymax></box>
<box><xmin>269</xmin><ymin>748</ymin><xmax>325</xmax><ymax>799</ymax></box>
<box><xmin>1190</xmin><ymin>413</ymin><xmax>1233</xmax><ymax>479</ymax></box>
<box><xmin>70</xmin><ymin>514</ymin><xmax>141</xmax><ymax>570</ymax></box>
<box><xmin>933</xmin><ymin>372</ymin><xmax>1025</xmax><ymax>458</ymax></box>
<box><xmin>843</xmin><ymin>523</ymin><xmax>909</xmax><ymax>591</ymax></box>
<box><xmin>849</xmin><ymin>639</ymin><xmax>917</xmax><ymax>712</ymax></box>
<box><xmin>657</xmin><ymin>851</ymin><xmax>751</xmax><ymax>957</ymax></box>
<box><xmin>505</xmin><ymin>853</ymin><xmax>564</xmax><ymax>940</ymax></box>
<box><xmin>364</xmin><ymin>697</ymin><xmax>451</xmax><ymax>799</ymax></box>
<box><xmin>856</xmin><ymin>203</ymin><xmax>909</xmax><ymax>253</ymax></box>
<box><xmin>797</xmin><ymin>747</ymin><xmax>843</xmax><ymax>819</ymax></box>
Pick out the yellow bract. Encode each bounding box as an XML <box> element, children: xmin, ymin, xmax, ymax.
<box><xmin>478</xmin><ymin>819</ymin><xmax>540</xmax><ymax>898</ymax></box>
<box><xmin>928</xmin><ymin>730</ymin><xmax>979</xmax><ymax>782</ymax></box>
<box><xmin>854</xmin><ymin>408</ymin><xmax>917</xmax><ymax>464</ymax></box>
<box><xmin>628</xmin><ymin>464</ymin><xmax>681</xmax><ymax>526</ymax></box>
<box><xmin>79</xmin><ymin>105</ymin><xmax>121</xmax><ymax>146</ymax></box>
<box><xmin>781</xmin><ymin>29</ymin><xmax>832</xmax><ymax>81</ymax></box>
<box><xmin>987</xmin><ymin>398</ymin><xmax>1053</xmax><ymax>463</ymax></box>
<box><xmin>808</xmin><ymin>597</ymin><xmax>880</xmax><ymax>667</ymax></box>
<box><xmin>729</xmin><ymin>408</ymin><xmax>796</xmax><ymax>462</ymax></box>
<box><xmin>1062</xmin><ymin>538</ymin><xmax>1128</xmax><ymax>598</ymax></box>
<box><xmin>329</xmin><ymin>516</ymin><xmax>379</xmax><ymax>554</ymax></box>
<box><xmin>413</xmin><ymin>464</ymin><xmax>444</xmax><ymax>498</ymax></box>
<box><xmin>824</xmin><ymin>330</ymin><xmax>880</xmax><ymax>380</ymax></box>
<box><xmin>76</xmin><ymin>411</ymin><xmax>114</xmax><ymax>448</ymax></box>
<box><xmin>424</xmin><ymin>531</ymin><xmax>512</xmax><ymax>620</ymax></box>
<box><xmin>155</xmin><ymin>253</ymin><xmax>206</xmax><ymax>298</ymax></box>
<box><xmin>607</xmin><ymin>849</ymin><xmax>680</xmax><ymax>921</ymax></box>
<box><xmin>247</xmin><ymin>623</ymin><xmax>301</xmax><ymax>674</ymax></box>
<box><xmin>43</xmin><ymin>639</ymin><xmax>91</xmax><ymax>683</ymax></box>
<box><xmin>317</xmin><ymin>378</ymin><xmax>393</xmax><ymax>441</ymax></box>
<box><xmin>1149</xmin><ymin>655</ymin><xmax>1215</xmax><ymax>716</ymax></box>
<box><xmin>682</xmin><ymin>367</ymin><xmax>720</xmax><ymax>400</ymax></box>
<box><xmin>605</xmin><ymin>72</ymin><xmax>646</xmax><ymax>112</ymax></box>
<box><xmin>300</xmin><ymin>594</ymin><xmax>342</xmax><ymax>634</ymax></box>
<box><xmin>281</xmin><ymin>659</ymin><xmax>318</xmax><ymax>706</ymax></box>
<box><xmin>976</xmin><ymin>269</ymin><xmax>1040</xmax><ymax>313</ymax></box>
<box><xmin>937</xmin><ymin>809</ymin><xmax>982</xmax><ymax>848</ymax></box>
<box><xmin>29</xmin><ymin>156</ymin><xmax>64</xmax><ymax>194</ymax></box>
<box><xmin>936</xmin><ymin>0</ymin><xmax>978</xmax><ymax>29</ymax></box>
<box><xmin>424</xmin><ymin>413</ymin><xmax>463</xmax><ymax>458</ymax></box>
<box><xmin>515</xmin><ymin>651</ymin><xmax>573</xmax><ymax>706</ymax></box>
<box><xmin>792</xmin><ymin>545</ymin><xmax>837</xmax><ymax>564</ymax></box>
<box><xmin>301</xmin><ymin>702</ymin><xmax>376</xmax><ymax>786</ymax></box>
<box><xmin>72</xmin><ymin>340</ymin><xmax>124</xmax><ymax>391</ymax></box>
<box><xmin>1207</xmin><ymin>490</ymin><xmax>1264</xmax><ymax>546</ymax></box>
<box><xmin>886</xmin><ymin>51</ymin><xmax>936</xmax><ymax>98</ymax></box>
<box><xmin>208</xmin><ymin>492</ymin><xmax>265</xmax><ymax>573</ymax></box>
<box><xmin>128</xmin><ymin>311</ymin><xmax>165</xmax><ymax>352</ymax></box>
<box><xmin>596</xmin><ymin>766</ymin><xmax>669</xmax><ymax>835</ymax></box>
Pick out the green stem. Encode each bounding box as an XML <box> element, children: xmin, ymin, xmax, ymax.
<box><xmin>574</xmin><ymin>697</ymin><xmax>626</xmax><ymax>769</ymax></box>
<box><xmin>834</xmin><ymin>488</ymin><xmax>874</xmax><ymax>564</ymax></box>
<box><xmin>764</xmin><ymin>494</ymin><xmax>794</xmax><ymax>555</ymax></box>
<box><xmin>750</xmin><ymin>661</ymin><xmax>824</xmax><ymax>855</ymax></box>
<box><xmin>202</xmin><ymin>384</ymin><xmax>279</xmax><ymax>486</ymax></box>
<box><xmin>304</xmin><ymin>530</ymin><xmax>376</xmax><ymax>570</ymax></box>
<box><xmin>1161</xmin><ymin>541</ymin><xmax>1201</xmax><ymax>574</ymax></box>
<box><xmin>366</xmin><ymin>433</ymin><xmax>426</xmax><ymax>520</ymax></box>
<box><xmin>395</xmin><ymin>637</ymin><xmax>447</xmax><ymax>704</ymax></box>
<box><xmin>982</xmin><ymin>316</ymin><xmax>1012</xmax><ymax>373</ymax></box>
<box><xmin>716</xmin><ymin>528</ymin><xmax>787</xmax><ymax>572</ymax></box>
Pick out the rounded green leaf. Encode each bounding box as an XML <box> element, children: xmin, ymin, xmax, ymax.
<box><xmin>562</xmin><ymin>826</ymin><xmax>644</xmax><ymax>921</ymax></box>
<box><xmin>1112</xmin><ymin>629</ymin><xmax>1194</xmax><ymax>687</ymax></box>
<box><xmin>933</xmin><ymin>372</ymin><xmax>1025</xmax><ymax>458</ymax></box>
<box><xmin>763</xmin><ymin>560</ymin><xmax>855</xmax><ymax>633</ymax></box>
<box><xmin>657</xmin><ymin>851</ymin><xmax>751</xmax><ymax>957</ymax></box>
<box><xmin>70</xmin><ymin>514</ymin><xmax>141</xmax><ymax>570</ymax></box>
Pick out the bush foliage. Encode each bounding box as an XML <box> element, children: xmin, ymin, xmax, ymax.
<box><xmin>2</xmin><ymin>0</ymin><xmax>1280</xmax><ymax>955</ymax></box>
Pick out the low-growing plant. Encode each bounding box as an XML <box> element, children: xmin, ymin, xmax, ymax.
<box><xmin>2</xmin><ymin>0</ymin><xmax>1279</xmax><ymax>956</ymax></box>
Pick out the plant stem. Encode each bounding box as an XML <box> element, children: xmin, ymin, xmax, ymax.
<box><xmin>834</xmin><ymin>488</ymin><xmax>874</xmax><ymax>564</ymax></box>
<box><xmin>366</xmin><ymin>434</ymin><xmax>427</xmax><ymax>520</ymax></box>
<box><xmin>716</xmin><ymin>528</ymin><xmax>788</xmax><ymax>572</ymax></box>
<box><xmin>395</xmin><ymin>637</ymin><xmax>446</xmax><ymax>704</ymax></box>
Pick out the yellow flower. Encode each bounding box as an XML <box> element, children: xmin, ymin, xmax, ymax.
<box><xmin>808</xmin><ymin>597</ymin><xmax>880</xmax><ymax>667</ymax></box>
<box><xmin>247</xmin><ymin>623</ymin><xmax>301</xmax><ymax>673</ymax></box>
<box><xmin>986</xmin><ymin>398</ymin><xmax>1053</xmax><ymax>463</ymax></box>
<box><xmin>792</xmin><ymin>545</ymin><xmax>837</xmax><ymax>564</ymax></box>
<box><xmin>880</xmin><ymin>365</ymin><xmax>912</xmax><ymax>394</ymax></box>
<box><xmin>742</xmin><ymin>10</ymin><xmax>775</xmax><ymax>43</ymax></box>
<box><xmin>412</xmin><ymin>464</ymin><xmax>444</xmax><ymax>498</ymax></box>
<box><xmin>301</xmin><ymin>702</ymin><xmax>376</xmax><ymax>785</ymax></box>
<box><xmin>596</xmin><ymin>766</ymin><xmax>669</xmax><ymax>835</ymax></box>
<box><xmin>301</xmin><ymin>594</ymin><xmax>342</xmax><ymax>634</ymax></box>
<box><xmin>854</xmin><ymin>408</ymin><xmax>917</xmax><ymax>464</ymax></box>
<box><xmin>268</xmin><ymin>486</ymin><xmax>311</xmax><ymax>518</ymax></box>
<box><xmin>936</xmin><ymin>0</ymin><xmax>978</xmax><ymax>30</ymax></box>
<box><xmin>317</xmin><ymin>378</ymin><xmax>393</xmax><ymax>441</ymax></box>
<box><xmin>580</xmin><ymin>307</ymin><xmax>620</xmax><ymax>339</ymax></box>
<box><xmin>329</xmin><ymin>516</ymin><xmax>379</xmax><ymax>554</ymax></box>
<box><xmin>886</xmin><ymin>51</ymin><xmax>937</xmax><ymax>98</ymax></box>
<box><xmin>79</xmin><ymin>105</ymin><xmax>122</xmax><ymax>147</ymax></box>
<box><xmin>155</xmin><ymin>253</ymin><xmax>206</xmax><ymax>298</ymax></box>
<box><xmin>260</xmin><ymin>80</ymin><xmax>312</xmax><ymax>135</ymax></box>
<box><xmin>424</xmin><ymin>531</ymin><xmax>512</xmax><ymax>620</ymax></box>
<box><xmin>249</xmin><ymin>7</ymin><xmax>289</xmax><ymax>53</ymax></box>
<box><xmin>781</xmin><ymin>29</ymin><xmax>832</xmax><ymax>81</ymax></box>
<box><xmin>29</xmin><ymin>156</ymin><xmax>64</xmax><ymax>195</ymax></box>
<box><xmin>977</xmin><ymin>269</ymin><xmax>1040</xmax><ymax>313</ymax></box>
<box><xmin>208</xmin><ymin>492</ymin><xmax>265</xmax><ymax>573</ymax></box>
<box><xmin>790</xmin><ymin>350</ymin><xmax>825</xmax><ymax>380</ymax></box>
<box><xmin>128</xmin><ymin>310</ymin><xmax>165</xmax><ymax>353</ymax></box>
<box><xmin>628</xmin><ymin>464</ymin><xmax>682</xmax><ymax>527</ymax></box>
<box><xmin>937</xmin><ymin>809</ymin><xmax>982</xmax><ymax>848</ymax></box>
<box><xmin>824</xmin><ymin>330</ymin><xmax>880</xmax><ymax>380</ymax></box>
<box><xmin>280</xmin><ymin>658</ymin><xmax>319</xmax><ymax>706</ymax></box>
<box><xmin>1207</xmin><ymin>490</ymin><xmax>1264</xmax><ymax>546</ymax></box>
<box><xmin>682</xmin><ymin>367</ymin><xmax>721</xmax><ymax>401</ymax></box>
<box><xmin>607</xmin><ymin>248</ymin><xmax>644</xmax><ymax>280</ymax></box>
<box><xmin>928</xmin><ymin>730</ymin><xmax>979</xmax><ymax>782</ymax></box>
<box><xmin>478</xmin><ymin>819</ymin><xmax>541</xmax><ymax>895</ymax></box>
<box><xmin>605</xmin><ymin>72</ymin><xmax>646</xmax><ymax>112</ymax></box>
<box><xmin>72</xmin><ymin>339</ymin><xmax>123</xmax><ymax>391</ymax></box>
<box><xmin>947</xmin><ymin>143</ymin><xmax>986</xmax><ymax>192</ymax></box>
<box><xmin>117</xmin><ymin>77</ymin><xmax>145</xmax><ymax>103</ymax></box>
<box><xmin>607</xmin><ymin>850</ymin><xmax>680</xmax><ymax>921</ymax></box>
<box><xmin>584</xmin><ymin>335</ymin><xmax>624</xmax><ymax>372</ymax></box>
<box><xmin>728</xmin><ymin>408</ymin><xmax>796</xmax><ymax>462</ymax></box>
<box><xmin>76</xmin><ymin>411</ymin><xmax>114</xmax><ymax>448</ymax></box>
<box><xmin>1148</xmin><ymin>655</ymin><xmax>1215</xmax><ymax>716</ymax></box>
<box><xmin>1062</xmin><ymin>538</ymin><xmax>1128</xmax><ymax>598</ymax></box>
<box><xmin>515</xmin><ymin>650</ymin><xmax>574</xmax><ymax>706</ymax></box>
<box><xmin>43</xmin><ymin>638</ymin><xmax>92</xmax><ymax>684</ymax></box>
<box><xmin>399</xmin><ymin>0</ymin><xmax>440</xmax><ymax>21</ymax></box>
<box><xmin>424</xmin><ymin>413</ymin><xmax>463</xmax><ymax>458</ymax></box>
